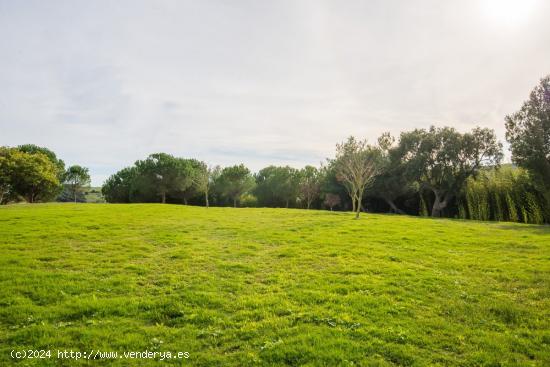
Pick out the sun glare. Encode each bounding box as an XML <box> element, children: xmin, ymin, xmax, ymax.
<box><xmin>480</xmin><ymin>0</ymin><xmax>538</xmax><ymax>27</ymax></box>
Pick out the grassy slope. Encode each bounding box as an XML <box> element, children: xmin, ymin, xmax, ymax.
<box><xmin>0</xmin><ymin>204</ymin><xmax>549</xmax><ymax>366</ymax></box>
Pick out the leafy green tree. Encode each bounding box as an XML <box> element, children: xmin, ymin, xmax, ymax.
<box><xmin>135</xmin><ymin>153</ymin><xmax>194</xmax><ymax>203</ymax></box>
<box><xmin>0</xmin><ymin>147</ymin><xmax>17</xmax><ymax>204</ymax></box>
<box><xmin>333</xmin><ymin>136</ymin><xmax>383</xmax><ymax>219</ymax></box>
<box><xmin>18</xmin><ymin>144</ymin><xmax>65</xmax><ymax>181</ymax></box>
<box><xmin>396</xmin><ymin>126</ymin><xmax>502</xmax><ymax>217</ymax></box>
<box><xmin>63</xmin><ymin>165</ymin><xmax>91</xmax><ymax>203</ymax></box>
<box><xmin>505</xmin><ymin>75</ymin><xmax>550</xmax><ymax>202</ymax></box>
<box><xmin>5</xmin><ymin>148</ymin><xmax>61</xmax><ymax>203</ymax></box>
<box><xmin>102</xmin><ymin>167</ymin><xmax>138</xmax><ymax>203</ymax></box>
<box><xmin>298</xmin><ymin>165</ymin><xmax>321</xmax><ymax>209</ymax></box>
<box><xmin>193</xmin><ymin>163</ymin><xmax>216</xmax><ymax>208</ymax></box>
<box><xmin>174</xmin><ymin>159</ymin><xmax>203</xmax><ymax>205</ymax></box>
<box><xmin>254</xmin><ymin>166</ymin><xmax>300</xmax><ymax>208</ymax></box>
<box><xmin>369</xmin><ymin>133</ymin><xmax>414</xmax><ymax>214</ymax></box>
<box><xmin>218</xmin><ymin>164</ymin><xmax>255</xmax><ymax>207</ymax></box>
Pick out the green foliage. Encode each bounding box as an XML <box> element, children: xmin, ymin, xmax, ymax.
<box><xmin>0</xmin><ymin>147</ymin><xmax>61</xmax><ymax>203</ymax></box>
<box><xmin>458</xmin><ymin>166</ymin><xmax>548</xmax><ymax>224</ymax></box>
<box><xmin>0</xmin><ymin>204</ymin><xmax>549</xmax><ymax>366</ymax></box>
<box><xmin>505</xmin><ymin>75</ymin><xmax>550</xmax><ymax>193</ymax></box>
<box><xmin>254</xmin><ymin>166</ymin><xmax>301</xmax><ymax>208</ymax></box>
<box><xmin>135</xmin><ymin>153</ymin><xmax>195</xmax><ymax>204</ymax></box>
<box><xmin>101</xmin><ymin>167</ymin><xmax>137</xmax><ymax>203</ymax></box>
<box><xmin>217</xmin><ymin>164</ymin><xmax>255</xmax><ymax>207</ymax></box>
<box><xmin>369</xmin><ymin>132</ymin><xmax>413</xmax><ymax>214</ymax></box>
<box><xmin>239</xmin><ymin>193</ymin><xmax>258</xmax><ymax>207</ymax></box>
<box><xmin>297</xmin><ymin>165</ymin><xmax>321</xmax><ymax>209</ymax></box>
<box><xmin>17</xmin><ymin>144</ymin><xmax>66</xmax><ymax>181</ymax></box>
<box><xmin>102</xmin><ymin>154</ymin><xmax>201</xmax><ymax>204</ymax></box>
<box><xmin>63</xmin><ymin>165</ymin><xmax>91</xmax><ymax>203</ymax></box>
<box><xmin>333</xmin><ymin>136</ymin><xmax>383</xmax><ymax>218</ymax></box>
<box><xmin>395</xmin><ymin>126</ymin><xmax>503</xmax><ymax>217</ymax></box>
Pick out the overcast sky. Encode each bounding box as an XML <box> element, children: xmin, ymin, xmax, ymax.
<box><xmin>1</xmin><ymin>0</ymin><xmax>549</xmax><ymax>185</ymax></box>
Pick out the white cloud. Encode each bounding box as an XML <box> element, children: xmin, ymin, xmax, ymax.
<box><xmin>1</xmin><ymin>0</ymin><xmax>549</xmax><ymax>185</ymax></box>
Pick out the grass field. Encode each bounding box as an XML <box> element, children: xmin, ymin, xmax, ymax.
<box><xmin>0</xmin><ymin>204</ymin><xmax>549</xmax><ymax>366</ymax></box>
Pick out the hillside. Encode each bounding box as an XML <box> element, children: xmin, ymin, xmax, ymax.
<box><xmin>0</xmin><ymin>204</ymin><xmax>549</xmax><ymax>366</ymax></box>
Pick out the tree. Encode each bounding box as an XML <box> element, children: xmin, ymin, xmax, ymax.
<box><xmin>369</xmin><ymin>133</ymin><xmax>413</xmax><ymax>214</ymax></box>
<box><xmin>193</xmin><ymin>162</ymin><xmax>215</xmax><ymax>208</ymax></box>
<box><xmin>173</xmin><ymin>159</ymin><xmax>203</xmax><ymax>205</ymax></box>
<box><xmin>318</xmin><ymin>162</ymin><xmax>350</xmax><ymax>210</ymax></box>
<box><xmin>135</xmin><ymin>153</ymin><xmax>193</xmax><ymax>203</ymax></box>
<box><xmin>298</xmin><ymin>165</ymin><xmax>321</xmax><ymax>209</ymax></box>
<box><xmin>63</xmin><ymin>165</ymin><xmax>91</xmax><ymax>203</ymax></box>
<box><xmin>334</xmin><ymin>136</ymin><xmax>382</xmax><ymax>219</ymax></box>
<box><xmin>505</xmin><ymin>75</ymin><xmax>550</xmax><ymax>197</ymax></box>
<box><xmin>0</xmin><ymin>147</ymin><xmax>17</xmax><ymax>204</ymax></box>
<box><xmin>18</xmin><ymin>144</ymin><xmax>65</xmax><ymax>181</ymax></box>
<box><xmin>3</xmin><ymin>148</ymin><xmax>61</xmax><ymax>203</ymax></box>
<box><xmin>102</xmin><ymin>167</ymin><xmax>137</xmax><ymax>203</ymax></box>
<box><xmin>218</xmin><ymin>164</ymin><xmax>255</xmax><ymax>207</ymax></box>
<box><xmin>396</xmin><ymin>126</ymin><xmax>503</xmax><ymax>217</ymax></box>
<box><xmin>324</xmin><ymin>193</ymin><xmax>341</xmax><ymax>211</ymax></box>
<box><xmin>254</xmin><ymin>166</ymin><xmax>300</xmax><ymax>208</ymax></box>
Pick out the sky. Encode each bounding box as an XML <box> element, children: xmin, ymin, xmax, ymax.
<box><xmin>1</xmin><ymin>0</ymin><xmax>549</xmax><ymax>186</ymax></box>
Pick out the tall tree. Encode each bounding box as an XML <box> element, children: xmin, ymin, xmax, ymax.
<box><xmin>3</xmin><ymin>148</ymin><xmax>61</xmax><ymax>203</ymax></box>
<box><xmin>64</xmin><ymin>165</ymin><xmax>91</xmax><ymax>203</ymax></box>
<box><xmin>298</xmin><ymin>165</ymin><xmax>321</xmax><ymax>209</ymax></box>
<box><xmin>334</xmin><ymin>136</ymin><xmax>382</xmax><ymax>219</ymax></box>
<box><xmin>17</xmin><ymin>144</ymin><xmax>65</xmax><ymax>181</ymax></box>
<box><xmin>254</xmin><ymin>166</ymin><xmax>300</xmax><ymax>208</ymax></box>
<box><xmin>396</xmin><ymin>126</ymin><xmax>502</xmax><ymax>217</ymax></box>
<box><xmin>174</xmin><ymin>159</ymin><xmax>203</xmax><ymax>205</ymax></box>
<box><xmin>218</xmin><ymin>164</ymin><xmax>255</xmax><ymax>207</ymax></box>
<box><xmin>0</xmin><ymin>147</ymin><xmax>17</xmax><ymax>204</ymax></box>
<box><xmin>102</xmin><ymin>167</ymin><xmax>137</xmax><ymax>203</ymax></box>
<box><xmin>369</xmin><ymin>133</ymin><xmax>413</xmax><ymax>214</ymax></box>
<box><xmin>135</xmin><ymin>153</ymin><xmax>193</xmax><ymax>203</ymax></box>
<box><xmin>193</xmin><ymin>162</ymin><xmax>215</xmax><ymax>208</ymax></box>
<box><xmin>505</xmin><ymin>75</ymin><xmax>550</xmax><ymax>198</ymax></box>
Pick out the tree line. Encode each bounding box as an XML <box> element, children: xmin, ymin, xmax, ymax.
<box><xmin>1</xmin><ymin>75</ymin><xmax>549</xmax><ymax>223</ymax></box>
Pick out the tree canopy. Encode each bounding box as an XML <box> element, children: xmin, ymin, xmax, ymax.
<box><xmin>63</xmin><ymin>165</ymin><xmax>91</xmax><ymax>203</ymax></box>
<box><xmin>505</xmin><ymin>75</ymin><xmax>550</xmax><ymax>195</ymax></box>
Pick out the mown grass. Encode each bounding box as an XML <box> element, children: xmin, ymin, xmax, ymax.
<box><xmin>0</xmin><ymin>204</ymin><xmax>549</xmax><ymax>366</ymax></box>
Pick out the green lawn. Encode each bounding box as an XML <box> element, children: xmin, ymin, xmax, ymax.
<box><xmin>0</xmin><ymin>204</ymin><xmax>549</xmax><ymax>366</ymax></box>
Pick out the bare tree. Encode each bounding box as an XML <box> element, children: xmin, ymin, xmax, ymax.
<box><xmin>334</xmin><ymin>136</ymin><xmax>381</xmax><ymax>219</ymax></box>
<box><xmin>323</xmin><ymin>193</ymin><xmax>341</xmax><ymax>211</ymax></box>
<box><xmin>298</xmin><ymin>165</ymin><xmax>321</xmax><ymax>209</ymax></box>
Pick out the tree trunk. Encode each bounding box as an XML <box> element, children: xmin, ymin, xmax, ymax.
<box><xmin>355</xmin><ymin>194</ymin><xmax>363</xmax><ymax>219</ymax></box>
<box><xmin>384</xmin><ymin>197</ymin><xmax>405</xmax><ymax>215</ymax></box>
<box><xmin>431</xmin><ymin>191</ymin><xmax>449</xmax><ymax>217</ymax></box>
<box><xmin>205</xmin><ymin>193</ymin><xmax>209</xmax><ymax>208</ymax></box>
<box><xmin>351</xmin><ymin>195</ymin><xmax>356</xmax><ymax>213</ymax></box>
<box><xmin>233</xmin><ymin>198</ymin><xmax>237</xmax><ymax>208</ymax></box>
<box><xmin>74</xmin><ymin>187</ymin><xmax>77</xmax><ymax>203</ymax></box>
<box><xmin>285</xmin><ymin>199</ymin><xmax>289</xmax><ymax>208</ymax></box>
<box><xmin>306</xmin><ymin>200</ymin><xmax>311</xmax><ymax>210</ymax></box>
<box><xmin>161</xmin><ymin>192</ymin><xmax>166</xmax><ymax>204</ymax></box>
<box><xmin>183</xmin><ymin>197</ymin><xmax>187</xmax><ymax>205</ymax></box>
